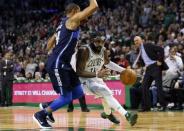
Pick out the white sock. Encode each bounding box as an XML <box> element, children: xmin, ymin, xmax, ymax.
<box><xmin>102</xmin><ymin>99</ymin><xmax>111</xmax><ymax>115</ymax></box>
<box><xmin>104</xmin><ymin>95</ymin><xmax>128</xmax><ymax>117</ymax></box>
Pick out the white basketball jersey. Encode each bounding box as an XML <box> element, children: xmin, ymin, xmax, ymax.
<box><xmin>84</xmin><ymin>45</ymin><xmax>105</xmax><ymax>73</ymax></box>
<box><xmin>80</xmin><ymin>45</ymin><xmax>112</xmax><ymax>98</ymax></box>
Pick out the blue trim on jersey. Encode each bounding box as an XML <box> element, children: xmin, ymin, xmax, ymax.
<box><xmin>55</xmin><ymin>32</ymin><xmax>74</xmax><ymax>68</ymax></box>
<box><xmin>73</xmin><ymin>30</ymin><xmax>80</xmax><ymax>39</ymax></box>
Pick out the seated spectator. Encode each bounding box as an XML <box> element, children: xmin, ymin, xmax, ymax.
<box><xmin>34</xmin><ymin>62</ymin><xmax>47</xmax><ymax>79</ymax></box>
<box><xmin>170</xmin><ymin>74</ymin><xmax>184</xmax><ymax>110</ymax></box>
<box><xmin>15</xmin><ymin>72</ymin><xmax>26</xmax><ymax>81</ymax></box>
<box><xmin>14</xmin><ymin>58</ymin><xmax>26</xmax><ymax>79</ymax></box>
<box><xmin>34</xmin><ymin>72</ymin><xmax>44</xmax><ymax>81</ymax></box>
<box><xmin>162</xmin><ymin>47</ymin><xmax>183</xmax><ymax>88</ymax></box>
<box><xmin>25</xmin><ymin>58</ymin><xmax>37</xmax><ymax>77</ymax></box>
<box><xmin>117</xmin><ymin>54</ymin><xmax>129</xmax><ymax>68</ymax></box>
<box><xmin>174</xmin><ymin>74</ymin><xmax>184</xmax><ymax>89</ymax></box>
<box><xmin>45</xmin><ymin>73</ymin><xmax>50</xmax><ymax>80</ymax></box>
<box><xmin>25</xmin><ymin>72</ymin><xmax>33</xmax><ymax>80</ymax></box>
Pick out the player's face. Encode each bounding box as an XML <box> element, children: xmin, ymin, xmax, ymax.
<box><xmin>94</xmin><ymin>38</ymin><xmax>104</xmax><ymax>46</ymax></box>
<box><xmin>93</xmin><ymin>38</ymin><xmax>104</xmax><ymax>53</ymax></box>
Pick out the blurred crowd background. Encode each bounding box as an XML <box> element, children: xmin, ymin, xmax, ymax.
<box><xmin>0</xmin><ymin>0</ymin><xmax>184</xmax><ymax>110</ymax></box>
<box><xmin>0</xmin><ymin>0</ymin><xmax>184</xmax><ymax>81</ymax></box>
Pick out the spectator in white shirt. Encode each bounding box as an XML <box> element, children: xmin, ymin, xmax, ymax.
<box><xmin>25</xmin><ymin>58</ymin><xmax>37</xmax><ymax>76</ymax></box>
<box><xmin>163</xmin><ymin>47</ymin><xmax>183</xmax><ymax>87</ymax></box>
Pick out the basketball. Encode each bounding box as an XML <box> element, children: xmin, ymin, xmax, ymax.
<box><xmin>120</xmin><ymin>69</ymin><xmax>137</xmax><ymax>85</ymax></box>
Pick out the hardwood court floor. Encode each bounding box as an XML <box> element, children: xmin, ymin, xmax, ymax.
<box><xmin>0</xmin><ymin>106</ymin><xmax>184</xmax><ymax>131</ymax></box>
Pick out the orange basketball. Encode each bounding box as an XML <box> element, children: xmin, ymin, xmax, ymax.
<box><xmin>120</xmin><ymin>69</ymin><xmax>137</xmax><ymax>85</ymax></box>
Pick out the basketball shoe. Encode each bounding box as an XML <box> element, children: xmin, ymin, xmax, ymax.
<box><xmin>101</xmin><ymin>112</ymin><xmax>120</xmax><ymax>124</ymax></box>
<box><xmin>125</xmin><ymin>112</ymin><xmax>138</xmax><ymax>126</ymax></box>
<box><xmin>33</xmin><ymin>110</ymin><xmax>52</xmax><ymax>129</ymax></box>
<box><xmin>39</xmin><ymin>102</ymin><xmax>55</xmax><ymax>123</ymax></box>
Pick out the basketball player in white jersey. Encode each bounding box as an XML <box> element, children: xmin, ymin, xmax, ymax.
<box><xmin>75</xmin><ymin>32</ymin><xmax>138</xmax><ymax>126</ymax></box>
<box><xmin>41</xmin><ymin>32</ymin><xmax>138</xmax><ymax>126</ymax></box>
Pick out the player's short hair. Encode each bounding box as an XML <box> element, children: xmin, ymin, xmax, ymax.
<box><xmin>90</xmin><ymin>31</ymin><xmax>106</xmax><ymax>41</ymax></box>
<box><xmin>65</xmin><ymin>3</ymin><xmax>80</xmax><ymax>14</ymax></box>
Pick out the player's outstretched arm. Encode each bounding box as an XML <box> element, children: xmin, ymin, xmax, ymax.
<box><xmin>104</xmin><ymin>50</ymin><xmax>125</xmax><ymax>73</ymax></box>
<box><xmin>73</xmin><ymin>0</ymin><xmax>98</xmax><ymax>21</ymax></box>
<box><xmin>66</xmin><ymin>0</ymin><xmax>98</xmax><ymax>30</ymax></box>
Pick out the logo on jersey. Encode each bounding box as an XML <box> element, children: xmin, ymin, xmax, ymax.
<box><xmin>87</xmin><ymin>58</ymin><xmax>103</xmax><ymax>67</ymax></box>
<box><xmin>87</xmin><ymin>58</ymin><xmax>103</xmax><ymax>72</ymax></box>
